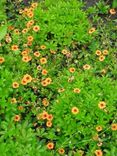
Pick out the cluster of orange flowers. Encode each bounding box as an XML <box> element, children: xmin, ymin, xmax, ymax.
<box><xmin>37</xmin><ymin>111</ymin><xmax>53</xmax><ymax>128</ymax></box>
<box><xmin>95</xmin><ymin>49</ymin><xmax>108</xmax><ymax>62</ymax></box>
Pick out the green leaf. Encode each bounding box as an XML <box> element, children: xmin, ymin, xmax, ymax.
<box><xmin>0</xmin><ymin>25</ymin><xmax>7</xmax><ymax>41</ymax></box>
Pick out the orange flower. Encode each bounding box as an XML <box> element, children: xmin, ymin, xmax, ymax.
<box><xmin>41</xmin><ymin>80</ymin><xmax>48</xmax><ymax>86</ymax></box>
<box><xmin>21</xmin><ymin>78</ymin><xmax>27</xmax><ymax>85</ymax></box>
<box><xmin>111</xmin><ymin>123</ymin><xmax>117</xmax><ymax>131</ymax></box>
<box><xmin>98</xmin><ymin>101</ymin><xmax>106</xmax><ymax>109</ymax></box>
<box><xmin>96</xmin><ymin>126</ymin><xmax>103</xmax><ymax>132</ymax></box>
<box><xmin>94</xmin><ymin>149</ymin><xmax>103</xmax><ymax>156</ymax></box>
<box><xmin>69</xmin><ymin>67</ymin><xmax>75</xmax><ymax>73</ymax></box>
<box><xmin>95</xmin><ymin>50</ymin><xmax>102</xmax><ymax>56</ymax></box>
<box><xmin>12</xmin><ymin>82</ymin><xmax>19</xmax><ymax>88</ymax></box>
<box><xmin>23</xmin><ymin>74</ymin><xmax>32</xmax><ymax>83</ymax></box>
<box><xmin>26</xmin><ymin>20</ymin><xmax>34</xmax><ymax>27</ymax></box>
<box><xmin>8</xmin><ymin>25</ymin><xmax>14</xmax><ymax>30</ymax></box>
<box><xmin>58</xmin><ymin>148</ymin><xmax>65</xmax><ymax>155</ymax></box>
<box><xmin>27</xmin><ymin>11</ymin><xmax>34</xmax><ymax>18</ymax></box>
<box><xmin>62</xmin><ymin>49</ymin><xmax>68</xmax><ymax>55</ymax></box>
<box><xmin>34</xmin><ymin>51</ymin><xmax>41</xmax><ymax>57</ymax></box>
<box><xmin>46</xmin><ymin>121</ymin><xmax>52</xmax><ymax>127</ymax></box>
<box><xmin>0</xmin><ymin>57</ymin><xmax>5</xmax><ymax>64</ymax></box>
<box><xmin>99</xmin><ymin>55</ymin><xmax>105</xmax><ymax>61</ymax></box>
<box><xmin>109</xmin><ymin>9</ymin><xmax>116</xmax><ymax>15</ymax></box>
<box><xmin>40</xmin><ymin>57</ymin><xmax>47</xmax><ymax>64</ymax></box>
<box><xmin>22</xmin><ymin>28</ymin><xmax>28</xmax><ymax>34</ymax></box>
<box><xmin>18</xmin><ymin>106</ymin><xmax>24</xmax><ymax>111</ymax></box>
<box><xmin>88</xmin><ymin>27</ymin><xmax>96</xmax><ymax>34</ymax></box>
<box><xmin>31</xmin><ymin>2</ymin><xmax>38</xmax><ymax>8</ymax></box>
<box><xmin>73</xmin><ymin>88</ymin><xmax>81</xmax><ymax>93</ymax></box>
<box><xmin>14</xmin><ymin>29</ymin><xmax>20</xmax><ymax>34</ymax></box>
<box><xmin>42</xmin><ymin>98</ymin><xmax>49</xmax><ymax>106</ymax></box>
<box><xmin>47</xmin><ymin>114</ymin><xmax>53</xmax><ymax>121</ymax></box>
<box><xmin>22</xmin><ymin>56</ymin><xmax>32</xmax><ymax>62</ymax></box>
<box><xmin>11</xmin><ymin>98</ymin><xmax>17</xmax><ymax>104</ymax></box>
<box><xmin>42</xmin><ymin>69</ymin><xmax>48</xmax><ymax>75</ymax></box>
<box><xmin>21</xmin><ymin>50</ymin><xmax>29</xmax><ymax>56</ymax></box>
<box><xmin>14</xmin><ymin>115</ymin><xmax>21</xmax><ymax>122</ymax></box>
<box><xmin>42</xmin><ymin>111</ymin><xmax>48</xmax><ymax>120</ymax></box>
<box><xmin>50</xmin><ymin>50</ymin><xmax>56</xmax><ymax>54</ymax></box>
<box><xmin>27</xmin><ymin>36</ymin><xmax>34</xmax><ymax>42</ymax></box>
<box><xmin>47</xmin><ymin>142</ymin><xmax>54</xmax><ymax>150</ymax></box>
<box><xmin>102</xmin><ymin>50</ymin><xmax>108</xmax><ymax>56</ymax></box>
<box><xmin>37</xmin><ymin>65</ymin><xmax>42</xmax><ymax>70</ymax></box>
<box><xmin>33</xmin><ymin>25</ymin><xmax>40</xmax><ymax>32</ymax></box>
<box><xmin>40</xmin><ymin>45</ymin><xmax>46</xmax><ymax>50</ymax></box>
<box><xmin>58</xmin><ymin>88</ymin><xmax>65</xmax><ymax>93</ymax></box>
<box><xmin>71</xmin><ymin>107</ymin><xmax>79</xmax><ymax>115</ymax></box>
<box><xmin>11</xmin><ymin>45</ymin><xmax>19</xmax><ymax>51</ymax></box>
<box><xmin>83</xmin><ymin>64</ymin><xmax>91</xmax><ymax>70</ymax></box>
<box><xmin>45</xmin><ymin>77</ymin><xmax>52</xmax><ymax>84</ymax></box>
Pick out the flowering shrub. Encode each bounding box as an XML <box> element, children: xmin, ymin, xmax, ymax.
<box><xmin>0</xmin><ymin>0</ymin><xmax>117</xmax><ymax>156</ymax></box>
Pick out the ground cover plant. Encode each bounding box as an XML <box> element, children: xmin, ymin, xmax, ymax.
<box><xmin>0</xmin><ymin>0</ymin><xmax>117</xmax><ymax>155</ymax></box>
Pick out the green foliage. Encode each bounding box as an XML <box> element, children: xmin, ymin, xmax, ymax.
<box><xmin>0</xmin><ymin>0</ymin><xmax>117</xmax><ymax>155</ymax></box>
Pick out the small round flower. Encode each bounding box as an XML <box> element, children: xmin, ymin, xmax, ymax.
<box><xmin>26</xmin><ymin>20</ymin><xmax>34</xmax><ymax>27</ymax></box>
<box><xmin>45</xmin><ymin>77</ymin><xmax>52</xmax><ymax>84</ymax></box>
<box><xmin>14</xmin><ymin>115</ymin><xmax>21</xmax><ymax>122</ymax></box>
<box><xmin>21</xmin><ymin>78</ymin><xmax>27</xmax><ymax>85</ymax></box>
<box><xmin>102</xmin><ymin>50</ymin><xmax>108</xmax><ymax>56</ymax></box>
<box><xmin>69</xmin><ymin>67</ymin><xmax>75</xmax><ymax>73</ymax></box>
<box><xmin>96</xmin><ymin>126</ymin><xmax>103</xmax><ymax>132</ymax></box>
<box><xmin>42</xmin><ymin>111</ymin><xmax>48</xmax><ymax>120</ymax></box>
<box><xmin>83</xmin><ymin>64</ymin><xmax>91</xmax><ymax>70</ymax></box>
<box><xmin>40</xmin><ymin>45</ymin><xmax>46</xmax><ymax>50</ymax></box>
<box><xmin>58</xmin><ymin>88</ymin><xmax>65</xmax><ymax>93</ymax></box>
<box><xmin>42</xmin><ymin>69</ymin><xmax>48</xmax><ymax>75</ymax></box>
<box><xmin>18</xmin><ymin>106</ymin><xmax>24</xmax><ymax>111</ymax></box>
<box><xmin>11</xmin><ymin>45</ymin><xmax>19</xmax><ymax>51</ymax></box>
<box><xmin>88</xmin><ymin>27</ymin><xmax>96</xmax><ymax>34</ymax></box>
<box><xmin>14</xmin><ymin>29</ymin><xmax>20</xmax><ymax>34</ymax></box>
<box><xmin>71</xmin><ymin>107</ymin><xmax>79</xmax><ymax>115</ymax></box>
<box><xmin>50</xmin><ymin>50</ymin><xmax>56</xmax><ymax>54</ymax></box>
<box><xmin>41</xmin><ymin>80</ymin><xmax>48</xmax><ymax>86</ymax></box>
<box><xmin>31</xmin><ymin>2</ymin><xmax>38</xmax><ymax>8</ymax></box>
<box><xmin>42</xmin><ymin>98</ymin><xmax>49</xmax><ymax>107</ymax></box>
<box><xmin>27</xmin><ymin>11</ymin><xmax>34</xmax><ymax>18</ymax></box>
<box><xmin>62</xmin><ymin>49</ymin><xmax>68</xmax><ymax>55</ymax></box>
<box><xmin>33</xmin><ymin>25</ymin><xmax>40</xmax><ymax>32</ymax></box>
<box><xmin>0</xmin><ymin>57</ymin><xmax>5</xmax><ymax>64</ymax></box>
<box><xmin>46</xmin><ymin>121</ymin><xmax>52</xmax><ymax>127</ymax></box>
<box><xmin>12</xmin><ymin>82</ymin><xmax>19</xmax><ymax>88</ymax></box>
<box><xmin>37</xmin><ymin>65</ymin><xmax>42</xmax><ymax>70</ymax></box>
<box><xmin>21</xmin><ymin>50</ymin><xmax>28</xmax><ymax>56</ymax></box>
<box><xmin>111</xmin><ymin>123</ymin><xmax>117</xmax><ymax>131</ymax></box>
<box><xmin>47</xmin><ymin>142</ymin><xmax>54</xmax><ymax>150</ymax></box>
<box><xmin>47</xmin><ymin>114</ymin><xmax>53</xmax><ymax>121</ymax></box>
<box><xmin>58</xmin><ymin>148</ymin><xmax>65</xmax><ymax>155</ymax></box>
<box><xmin>95</xmin><ymin>50</ymin><xmax>102</xmax><ymax>56</ymax></box>
<box><xmin>22</xmin><ymin>56</ymin><xmax>32</xmax><ymax>62</ymax></box>
<box><xmin>73</xmin><ymin>88</ymin><xmax>81</xmax><ymax>93</ymax></box>
<box><xmin>109</xmin><ymin>9</ymin><xmax>116</xmax><ymax>15</ymax></box>
<box><xmin>27</xmin><ymin>36</ymin><xmax>34</xmax><ymax>42</ymax></box>
<box><xmin>98</xmin><ymin>101</ymin><xmax>106</xmax><ymax>109</ymax></box>
<box><xmin>94</xmin><ymin>149</ymin><xmax>103</xmax><ymax>156</ymax></box>
<box><xmin>40</xmin><ymin>57</ymin><xmax>47</xmax><ymax>64</ymax></box>
<box><xmin>99</xmin><ymin>55</ymin><xmax>105</xmax><ymax>62</ymax></box>
<box><xmin>23</xmin><ymin>74</ymin><xmax>32</xmax><ymax>83</ymax></box>
<box><xmin>11</xmin><ymin>98</ymin><xmax>17</xmax><ymax>104</ymax></box>
<box><xmin>34</xmin><ymin>51</ymin><xmax>41</xmax><ymax>57</ymax></box>
<box><xmin>22</xmin><ymin>28</ymin><xmax>28</xmax><ymax>34</ymax></box>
